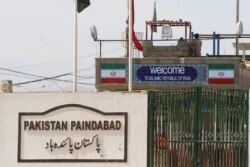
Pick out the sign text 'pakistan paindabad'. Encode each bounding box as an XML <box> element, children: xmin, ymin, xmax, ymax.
<box><xmin>18</xmin><ymin>104</ymin><xmax>128</xmax><ymax>162</ymax></box>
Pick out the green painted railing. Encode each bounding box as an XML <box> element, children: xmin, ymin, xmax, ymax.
<box><xmin>148</xmin><ymin>87</ymin><xmax>248</xmax><ymax>167</ymax></box>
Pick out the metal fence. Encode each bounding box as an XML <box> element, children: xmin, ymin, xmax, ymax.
<box><xmin>147</xmin><ymin>87</ymin><xmax>248</xmax><ymax>167</ymax></box>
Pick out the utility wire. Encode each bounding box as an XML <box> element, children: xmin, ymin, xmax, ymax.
<box><xmin>13</xmin><ymin>74</ymin><xmax>94</xmax><ymax>86</ymax></box>
<box><xmin>0</xmin><ymin>70</ymin><xmax>94</xmax><ymax>82</ymax></box>
<box><xmin>0</xmin><ymin>67</ymin><xmax>94</xmax><ymax>86</ymax></box>
<box><xmin>77</xmin><ymin>75</ymin><xmax>94</xmax><ymax>79</ymax></box>
<box><xmin>0</xmin><ymin>72</ymin><xmax>38</xmax><ymax>80</ymax></box>
<box><xmin>13</xmin><ymin>73</ymin><xmax>71</xmax><ymax>86</ymax></box>
<box><xmin>0</xmin><ymin>67</ymin><xmax>52</xmax><ymax>79</ymax></box>
<box><xmin>8</xmin><ymin>47</ymin><xmax>121</xmax><ymax>70</ymax></box>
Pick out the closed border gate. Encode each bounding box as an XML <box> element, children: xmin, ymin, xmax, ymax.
<box><xmin>147</xmin><ymin>87</ymin><xmax>248</xmax><ymax>167</ymax></box>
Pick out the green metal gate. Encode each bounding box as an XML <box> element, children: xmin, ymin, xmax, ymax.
<box><xmin>147</xmin><ymin>87</ymin><xmax>248</xmax><ymax>167</ymax></box>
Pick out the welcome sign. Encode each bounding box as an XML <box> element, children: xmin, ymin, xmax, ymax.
<box><xmin>18</xmin><ymin>104</ymin><xmax>128</xmax><ymax>162</ymax></box>
<box><xmin>133</xmin><ymin>64</ymin><xmax>208</xmax><ymax>84</ymax></box>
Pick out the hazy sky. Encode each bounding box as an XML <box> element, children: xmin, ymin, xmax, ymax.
<box><xmin>0</xmin><ymin>0</ymin><xmax>249</xmax><ymax>92</ymax></box>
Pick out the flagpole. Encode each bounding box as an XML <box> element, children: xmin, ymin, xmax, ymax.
<box><xmin>73</xmin><ymin>0</ymin><xmax>78</xmax><ymax>92</ymax></box>
<box><xmin>236</xmin><ymin>0</ymin><xmax>239</xmax><ymax>56</ymax></box>
<box><xmin>128</xmin><ymin>0</ymin><xmax>133</xmax><ymax>92</ymax></box>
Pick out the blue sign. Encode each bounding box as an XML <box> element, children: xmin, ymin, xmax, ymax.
<box><xmin>133</xmin><ymin>64</ymin><xmax>208</xmax><ymax>84</ymax></box>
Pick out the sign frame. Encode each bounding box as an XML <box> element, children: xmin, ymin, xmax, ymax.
<box><xmin>18</xmin><ymin>104</ymin><xmax>128</xmax><ymax>163</ymax></box>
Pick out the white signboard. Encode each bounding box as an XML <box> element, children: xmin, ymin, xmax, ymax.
<box><xmin>18</xmin><ymin>104</ymin><xmax>128</xmax><ymax>162</ymax></box>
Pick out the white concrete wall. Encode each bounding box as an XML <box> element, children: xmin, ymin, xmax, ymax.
<box><xmin>0</xmin><ymin>92</ymin><xmax>147</xmax><ymax>167</ymax></box>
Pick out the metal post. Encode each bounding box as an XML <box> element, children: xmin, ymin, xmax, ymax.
<box><xmin>128</xmin><ymin>0</ymin><xmax>133</xmax><ymax>92</ymax></box>
<box><xmin>236</xmin><ymin>0</ymin><xmax>240</xmax><ymax>56</ymax></box>
<box><xmin>194</xmin><ymin>87</ymin><xmax>201</xmax><ymax>167</ymax></box>
<box><xmin>185</xmin><ymin>25</ymin><xmax>187</xmax><ymax>39</ymax></box>
<box><xmin>147</xmin><ymin>91</ymin><xmax>154</xmax><ymax>167</ymax></box>
<box><xmin>189</xmin><ymin>26</ymin><xmax>192</xmax><ymax>43</ymax></box>
<box><xmin>217</xmin><ymin>34</ymin><xmax>220</xmax><ymax>56</ymax></box>
<box><xmin>73</xmin><ymin>0</ymin><xmax>78</xmax><ymax>92</ymax></box>
<box><xmin>213</xmin><ymin>32</ymin><xmax>216</xmax><ymax>55</ymax></box>
<box><xmin>236</xmin><ymin>0</ymin><xmax>239</xmax><ymax>22</ymax></box>
<box><xmin>99</xmin><ymin>41</ymin><xmax>102</xmax><ymax>58</ymax></box>
<box><xmin>242</xmin><ymin>46</ymin><xmax>246</xmax><ymax>61</ymax></box>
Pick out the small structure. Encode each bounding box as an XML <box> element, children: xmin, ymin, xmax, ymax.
<box><xmin>94</xmin><ymin>19</ymin><xmax>250</xmax><ymax>91</ymax></box>
<box><xmin>143</xmin><ymin>20</ymin><xmax>192</xmax><ymax>58</ymax></box>
<box><xmin>143</xmin><ymin>39</ymin><xmax>190</xmax><ymax>58</ymax></box>
<box><xmin>233</xmin><ymin>42</ymin><xmax>250</xmax><ymax>61</ymax></box>
<box><xmin>145</xmin><ymin>20</ymin><xmax>192</xmax><ymax>40</ymax></box>
<box><xmin>0</xmin><ymin>80</ymin><xmax>13</xmax><ymax>93</ymax></box>
<box><xmin>232</xmin><ymin>43</ymin><xmax>250</xmax><ymax>89</ymax></box>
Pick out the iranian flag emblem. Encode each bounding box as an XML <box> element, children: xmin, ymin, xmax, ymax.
<box><xmin>101</xmin><ymin>64</ymin><xmax>126</xmax><ymax>84</ymax></box>
<box><xmin>208</xmin><ymin>64</ymin><xmax>234</xmax><ymax>84</ymax></box>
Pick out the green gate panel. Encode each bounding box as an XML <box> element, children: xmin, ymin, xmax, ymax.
<box><xmin>147</xmin><ymin>87</ymin><xmax>248</xmax><ymax>167</ymax></box>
